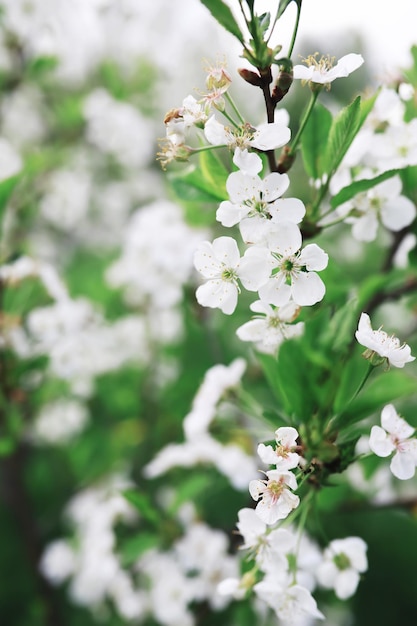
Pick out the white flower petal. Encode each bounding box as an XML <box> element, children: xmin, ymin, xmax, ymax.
<box><xmin>269</xmin><ymin>197</ymin><xmax>306</xmax><ymax>224</ymax></box>
<box><xmin>250</xmin><ymin>123</ymin><xmax>290</xmax><ymax>151</ymax></box>
<box><xmin>291</xmin><ymin>271</ymin><xmax>326</xmax><ymax>306</ymax></box>
<box><xmin>212</xmin><ymin>236</ymin><xmax>241</xmax><ymax>266</ymax></box>
<box><xmin>381</xmin><ymin>404</ymin><xmax>414</xmax><ymax>439</ymax></box>
<box><xmin>369</xmin><ymin>425</ymin><xmax>395</xmax><ymax>457</ymax></box>
<box><xmin>381</xmin><ymin>195</ymin><xmax>416</xmax><ymax>232</ymax></box>
<box><xmin>195</xmin><ymin>280</ymin><xmax>238</xmax><ymax>315</ymax></box>
<box><xmin>262</xmin><ymin>172</ymin><xmax>289</xmax><ymax>202</ymax></box>
<box><xmin>390</xmin><ymin>450</ymin><xmax>417</xmax><ymax>480</ymax></box>
<box><xmin>233</xmin><ymin>148</ymin><xmax>263</xmax><ymax>175</ymax></box>
<box><xmin>334</xmin><ymin>570</ymin><xmax>360</xmax><ymax>599</ymax></box>
<box><xmin>299</xmin><ymin>243</ymin><xmax>328</xmax><ymax>271</ymax></box>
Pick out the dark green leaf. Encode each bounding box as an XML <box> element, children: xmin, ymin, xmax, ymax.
<box><xmin>123</xmin><ymin>490</ymin><xmax>160</xmax><ymax>526</ymax></box>
<box><xmin>330</xmin><ymin>169</ymin><xmax>401</xmax><ymax>209</ymax></box>
<box><xmin>257</xmin><ymin>340</ymin><xmax>316</xmax><ymax>419</ymax></box>
<box><xmin>301</xmin><ymin>102</ymin><xmax>333</xmax><ymax>180</ymax></box>
<box><xmin>199</xmin><ymin>0</ymin><xmax>244</xmax><ymax>43</ymax></box>
<box><xmin>120</xmin><ymin>532</ymin><xmax>159</xmax><ymax>566</ymax></box>
<box><xmin>339</xmin><ymin>369</ymin><xmax>417</xmax><ymax>427</ymax></box>
<box><xmin>332</xmin><ymin>352</ymin><xmax>370</xmax><ymax>415</ymax></box>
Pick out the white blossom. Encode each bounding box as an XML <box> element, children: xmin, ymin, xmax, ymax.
<box><xmin>249</xmin><ymin>469</ymin><xmax>300</xmax><ymax>525</ymax></box>
<box><xmin>236</xmin><ymin>300</ymin><xmax>304</xmax><ymax>353</ymax></box>
<box><xmin>194</xmin><ymin>236</ymin><xmax>271</xmax><ymax>314</ymax></box>
<box><xmin>204</xmin><ymin>115</ymin><xmax>290</xmax><ymax>152</ymax></box>
<box><xmin>258</xmin><ymin>225</ymin><xmax>328</xmax><ymax>307</ymax></box>
<box><xmin>355</xmin><ymin>312</ymin><xmax>415</xmax><ymax>368</ymax></box>
<box><xmin>254</xmin><ymin>579</ymin><xmax>324</xmax><ymax>623</ymax></box>
<box><xmin>257</xmin><ymin>426</ymin><xmax>301</xmax><ymax>470</ymax></box>
<box><xmin>217</xmin><ymin>170</ymin><xmax>305</xmax><ymax>244</ymax></box>
<box><xmin>317</xmin><ymin>537</ymin><xmax>368</xmax><ymax>599</ymax></box>
<box><xmin>236</xmin><ymin>507</ymin><xmax>296</xmax><ymax>571</ymax></box>
<box><xmin>293</xmin><ymin>53</ymin><xmax>364</xmax><ymax>87</ymax></box>
<box><xmin>369</xmin><ymin>404</ymin><xmax>417</xmax><ymax>479</ymax></box>
<box><xmin>344</xmin><ymin>175</ymin><xmax>415</xmax><ymax>242</ymax></box>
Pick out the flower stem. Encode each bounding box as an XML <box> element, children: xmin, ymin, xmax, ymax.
<box><xmin>287</xmin><ymin>90</ymin><xmax>319</xmax><ymax>159</ymax></box>
<box><xmin>287</xmin><ymin>0</ymin><xmax>303</xmax><ymax>59</ymax></box>
<box><xmin>191</xmin><ymin>143</ymin><xmax>228</xmax><ymax>155</ymax></box>
<box><xmin>225</xmin><ymin>92</ymin><xmax>246</xmax><ymax>125</ymax></box>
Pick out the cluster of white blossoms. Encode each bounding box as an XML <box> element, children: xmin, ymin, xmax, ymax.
<box><xmin>161</xmin><ymin>61</ymin><xmax>330</xmax><ymax>353</ymax></box>
<box><xmin>41</xmin><ymin>481</ymin><xmax>239</xmax><ymax>626</ymax></box>
<box><xmin>40</xmin><ymin>474</ymin><xmax>146</xmax><ymax>621</ymax></box>
<box><xmin>250</xmin><ymin>427</ymin><xmax>302</xmax><ymax>525</ymax></box>
<box><xmin>217</xmin><ymin>425</ymin><xmax>369</xmax><ymax>620</ymax></box>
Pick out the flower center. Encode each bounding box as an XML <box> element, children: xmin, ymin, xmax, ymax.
<box><xmin>267</xmin><ymin>478</ymin><xmax>284</xmax><ymax>502</ymax></box>
<box><xmin>333</xmin><ymin>552</ymin><xmax>351</xmax><ymax>571</ymax></box>
<box><xmin>303</xmin><ymin>52</ymin><xmax>336</xmax><ymax>73</ymax></box>
<box><xmin>221</xmin><ymin>267</ymin><xmax>238</xmax><ymax>282</ymax></box>
<box><xmin>230</xmin><ymin>123</ymin><xmax>256</xmax><ymax>149</ymax></box>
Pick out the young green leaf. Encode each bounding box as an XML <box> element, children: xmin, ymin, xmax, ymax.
<box><xmin>324</xmin><ymin>96</ymin><xmax>362</xmax><ymax>176</ymax></box>
<box><xmin>330</xmin><ymin>169</ymin><xmax>401</xmax><ymax>210</ymax></box>
<box><xmin>301</xmin><ymin>102</ymin><xmax>333</xmax><ymax>180</ymax></box>
<box><xmin>199</xmin><ymin>148</ymin><xmax>228</xmax><ymax>198</ymax></box>
<box><xmin>199</xmin><ymin>0</ymin><xmax>244</xmax><ymax>43</ymax></box>
<box><xmin>169</xmin><ymin>166</ymin><xmax>228</xmax><ymax>203</ymax></box>
<box><xmin>276</xmin><ymin>0</ymin><xmax>302</xmax><ymax>20</ymax></box>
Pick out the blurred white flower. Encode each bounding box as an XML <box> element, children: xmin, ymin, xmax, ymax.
<box><xmin>369</xmin><ymin>404</ymin><xmax>417</xmax><ymax>479</ymax></box>
<box><xmin>317</xmin><ymin>537</ymin><xmax>368</xmax><ymax>599</ymax></box>
<box><xmin>236</xmin><ymin>300</ymin><xmax>304</xmax><ymax>354</ymax></box>
<box><xmin>31</xmin><ymin>399</ymin><xmax>89</xmax><ymax>445</ymax></box>
<box><xmin>344</xmin><ymin>175</ymin><xmax>416</xmax><ymax>242</ymax></box>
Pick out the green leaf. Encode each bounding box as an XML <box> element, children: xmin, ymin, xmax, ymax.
<box><xmin>257</xmin><ymin>340</ymin><xmax>317</xmax><ymax>419</ymax></box>
<box><xmin>199</xmin><ymin>0</ymin><xmax>244</xmax><ymax>43</ymax></box>
<box><xmin>320</xmin><ymin>298</ymin><xmax>359</xmax><ymax>354</ymax></box>
<box><xmin>0</xmin><ymin>174</ymin><xmax>20</xmax><ymax>231</ymax></box>
<box><xmin>120</xmin><ymin>532</ymin><xmax>159</xmax><ymax>566</ymax></box>
<box><xmin>339</xmin><ymin>369</ymin><xmax>417</xmax><ymax>427</ymax></box>
<box><xmin>330</xmin><ymin>169</ymin><xmax>401</xmax><ymax>209</ymax></box>
<box><xmin>199</xmin><ymin>149</ymin><xmax>228</xmax><ymax>198</ymax></box>
<box><xmin>168</xmin><ymin>473</ymin><xmax>213</xmax><ymax>514</ymax></box>
<box><xmin>301</xmin><ymin>102</ymin><xmax>333</xmax><ymax>180</ymax></box>
<box><xmin>169</xmin><ymin>165</ymin><xmax>228</xmax><ymax>203</ymax></box>
<box><xmin>123</xmin><ymin>490</ymin><xmax>160</xmax><ymax>526</ymax></box>
<box><xmin>324</xmin><ymin>96</ymin><xmax>362</xmax><ymax>175</ymax></box>
<box><xmin>332</xmin><ymin>353</ymin><xmax>370</xmax><ymax>415</ymax></box>
<box><xmin>276</xmin><ymin>0</ymin><xmax>301</xmax><ymax>20</ymax></box>
<box><xmin>359</xmin><ymin>89</ymin><xmax>379</xmax><ymax>127</ymax></box>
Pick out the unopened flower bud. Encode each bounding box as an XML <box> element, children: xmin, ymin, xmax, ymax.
<box><xmin>238</xmin><ymin>67</ymin><xmax>262</xmax><ymax>87</ymax></box>
<box><xmin>272</xmin><ymin>65</ymin><xmax>293</xmax><ymax>104</ymax></box>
